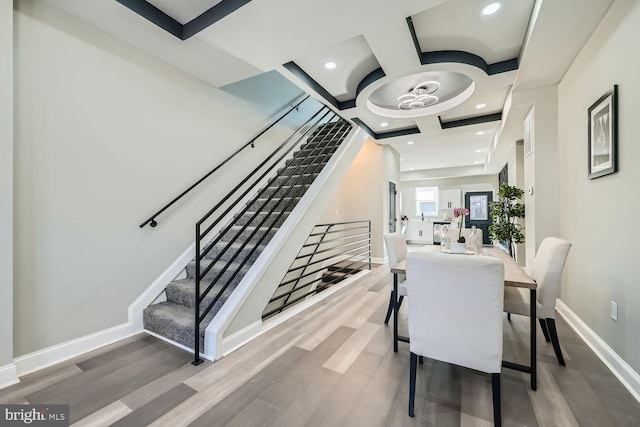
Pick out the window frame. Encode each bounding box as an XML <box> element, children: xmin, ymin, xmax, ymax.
<box><xmin>415</xmin><ymin>186</ymin><xmax>439</xmax><ymax>216</ymax></box>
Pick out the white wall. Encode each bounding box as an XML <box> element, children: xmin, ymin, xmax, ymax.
<box><xmin>383</xmin><ymin>145</ymin><xmax>401</xmax><ymax>237</ymax></box>
<box><xmin>12</xmin><ymin>0</ymin><xmax>307</xmax><ymax>357</ymax></box>
<box><xmin>505</xmin><ymin>140</ymin><xmax>526</xmax><ymax>264</ymax></box>
<box><xmin>222</xmin><ymin>128</ymin><xmax>368</xmax><ymax>340</ymax></box>
<box><xmin>0</xmin><ymin>0</ymin><xmax>14</xmax><ymax>371</ymax></box>
<box><xmin>519</xmin><ymin>85</ymin><xmax>561</xmax><ymax>266</ymax></box>
<box><xmin>318</xmin><ymin>139</ymin><xmax>387</xmax><ymax>259</ymax></box>
<box><xmin>557</xmin><ymin>0</ymin><xmax>640</xmax><ymax>372</ymax></box>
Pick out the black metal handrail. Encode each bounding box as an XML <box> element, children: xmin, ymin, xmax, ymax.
<box><xmin>261</xmin><ymin>220</ymin><xmax>372</xmax><ymax>320</ymax></box>
<box><xmin>191</xmin><ymin>111</ymin><xmax>354</xmax><ymax>364</ymax></box>
<box><xmin>139</xmin><ymin>95</ymin><xmax>310</xmax><ymax>228</ymax></box>
<box><xmin>195</xmin><ymin>118</ymin><xmax>350</xmax><ymax>319</ymax></box>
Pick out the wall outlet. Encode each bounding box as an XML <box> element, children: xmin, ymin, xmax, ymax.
<box><xmin>610</xmin><ymin>301</ymin><xmax>618</xmax><ymax>321</ymax></box>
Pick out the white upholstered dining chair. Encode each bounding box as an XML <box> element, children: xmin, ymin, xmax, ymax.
<box><xmin>383</xmin><ymin>233</ymin><xmax>408</xmax><ymax>325</ymax></box>
<box><xmin>406</xmin><ymin>251</ymin><xmax>504</xmax><ymax>426</ymax></box>
<box><xmin>504</xmin><ymin>237</ymin><xmax>572</xmax><ymax>365</ymax></box>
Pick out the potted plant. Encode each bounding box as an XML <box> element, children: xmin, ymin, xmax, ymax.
<box><xmin>488</xmin><ymin>184</ymin><xmax>525</xmax><ymax>259</ymax></box>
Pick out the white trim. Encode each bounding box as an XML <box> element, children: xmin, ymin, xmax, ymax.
<box><xmin>204</xmin><ymin>127</ymin><xmax>367</xmax><ymax>360</ymax></box>
<box><xmin>556</xmin><ymin>299</ymin><xmax>640</xmax><ymax>403</ymax></box>
<box><xmin>143</xmin><ymin>329</ymin><xmax>208</xmax><ymax>360</ymax></box>
<box><xmin>220</xmin><ymin>321</ymin><xmax>263</xmax><ymax>357</ymax></box>
<box><xmin>129</xmin><ymin>243</ymin><xmax>194</xmax><ymax>330</ymax></box>
<box><xmin>7</xmin><ymin>245</ymin><xmax>195</xmax><ymax>380</ymax></box>
<box><xmin>221</xmin><ymin>270</ymin><xmax>370</xmax><ymax>357</ymax></box>
<box><xmin>0</xmin><ymin>363</ymin><xmax>19</xmax><ymax>389</ymax></box>
<box><xmin>371</xmin><ymin>256</ymin><xmax>387</xmax><ymax>264</ymax></box>
<box><xmin>13</xmin><ymin>322</ymin><xmax>139</xmax><ymax>377</ymax></box>
<box><xmin>263</xmin><ymin>270</ymin><xmax>368</xmax><ymax>329</ymax></box>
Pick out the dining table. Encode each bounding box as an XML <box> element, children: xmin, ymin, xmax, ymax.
<box><xmin>390</xmin><ymin>245</ymin><xmax>538</xmax><ymax>390</ymax></box>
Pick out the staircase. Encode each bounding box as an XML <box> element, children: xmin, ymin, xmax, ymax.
<box><xmin>143</xmin><ymin>119</ymin><xmax>353</xmax><ymax>352</ymax></box>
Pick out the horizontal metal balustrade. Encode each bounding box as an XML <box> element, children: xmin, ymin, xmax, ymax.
<box><xmin>192</xmin><ymin>114</ymin><xmax>353</xmax><ymax>364</ymax></box>
<box><xmin>262</xmin><ymin>220</ymin><xmax>371</xmax><ymax>320</ymax></box>
<box><xmin>140</xmin><ymin>94</ymin><xmax>357</xmax><ymax>365</ymax></box>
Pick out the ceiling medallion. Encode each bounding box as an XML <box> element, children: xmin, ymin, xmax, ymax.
<box><xmin>397</xmin><ymin>81</ymin><xmax>440</xmax><ymax>110</ymax></box>
<box><xmin>366</xmin><ymin>71</ymin><xmax>475</xmax><ymax>118</ymax></box>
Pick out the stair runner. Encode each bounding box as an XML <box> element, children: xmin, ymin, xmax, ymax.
<box><xmin>143</xmin><ymin>119</ymin><xmax>353</xmax><ymax>351</ymax></box>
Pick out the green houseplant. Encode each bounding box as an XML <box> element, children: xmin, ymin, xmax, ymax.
<box><xmin>489</xmin><ymin>184</ymin><xmax>525</xmax><ymax>259</ymax></box>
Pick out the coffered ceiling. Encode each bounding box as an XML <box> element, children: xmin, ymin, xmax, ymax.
<box><xmin>42</xmin><ymin>0</ymin><xmax>614</xmax><ymax>176</ymax></box>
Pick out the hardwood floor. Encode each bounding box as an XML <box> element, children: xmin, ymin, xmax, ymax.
<box><xmin>2</xmin><ymin>264</ymin><xmax>640</xmax><ymax>426</ymax></box>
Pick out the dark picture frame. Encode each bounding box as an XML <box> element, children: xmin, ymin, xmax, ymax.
<box><xmin>588</xmin><ymin>85</ymin><xmax>618</xmax><ymax>179</ymax></box>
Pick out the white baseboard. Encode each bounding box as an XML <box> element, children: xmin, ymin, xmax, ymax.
<box><xmin>13</xmin><ymin>322</ymin><xmax>140</xmax><ymax>377</ymax></box>
<box><xmin>219</xmin><ymin>270</ymin><xmax>370</xmax><ymax>358</ymax></box>
<box><xmin>143</xmin><ymin>329</ymin><xmax>209</xmax><ymax>361</ymax></box>
<box><xmin>220</xmin><ymin>321</ymin><xmax>263</xmax><ymax>358</ymax></box>
<box><xmin>5</xmin><ymin>246</ymin><xmax>194</xmax><ymax>384</ymax></box>
<box><xmin>556</xmin><ymin>299</ymin><xmax>640</xmax><ymax>402</ymax></box>
<box><xmin>0</xmin><ymin>363</ymin><xmax>19</xmax><ymax>389</ymax></box>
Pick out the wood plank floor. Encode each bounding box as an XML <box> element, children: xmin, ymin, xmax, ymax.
<box><xmin>2</xmin><ymin>264</ymin><xmax>640</xmax><ymax>426</ymax></box>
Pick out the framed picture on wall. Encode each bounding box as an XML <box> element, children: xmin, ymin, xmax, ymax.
<box><xmin>588</xmin><ymin>85</ymin><xmax>618</xmax><ymax>179</ymax></box>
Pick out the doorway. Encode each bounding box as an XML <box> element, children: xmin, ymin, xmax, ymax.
<box><xmin>464</xmin><ymin>191</ymin><xmax>493</xmax><ymax>245</ymax></box>
<box><xmin>389</xmin><ymin>182</ymin><xmax>396</xmax><ymax>233</ymax></box>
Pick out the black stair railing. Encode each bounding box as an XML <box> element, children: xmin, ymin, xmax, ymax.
<box><xmin>139</xmin><ymin>95</ymin><xmax>310</xmax><ymax>228</ymax></box>
<box><xmin>262</xmin><ymin>220</ymin><xmax>372</xmax><ymax>320</ymax></box>
<box><xmin>192</xmin><ymin>110</ymin><xmax>353</xmax><ymax>364</ymax></box>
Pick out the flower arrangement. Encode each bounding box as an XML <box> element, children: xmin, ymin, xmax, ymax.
<box><xmin>453</xmin><ymin>207</ymin><xmax>469</xmax><ymax>243</ymax></box>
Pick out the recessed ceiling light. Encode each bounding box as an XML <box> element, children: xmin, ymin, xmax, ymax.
<box><xmin>474</xmin><ymin>161</ymin><xmax>482</xmax><ymax>164</ymax></box>
<box><xmin>324</xmin><ymin>62</ymin><xmax>336</xmax><ymax>69</ymax></box>
<box><xmin>381</xmin><ymin>122</ymin><xmax>388</xmax><ymax>127</ymax></box>
<box><xmin>407</xmin><ymin>141</ymin><xmax>414</xmax><ymax>145</ymax></box>
<box><xmin>475</xmin><ymin>103</ymin><xmax>487</xmax><ymax>109</ymax></box>
<box><xmin>475</xmin><ymin>131</ymin><xmax>485</xmax><ymax>135</ymax></box>
<box><xmin>475</xmin><ymin>149</ymin><xmax>483</xmax><ymax>153</ymax></box>
<box><xmin>482</xmin><ymin>3</ymin><xmax>501</xmax><ymax>16</ymax></box>
<box><xmin>410</xmin><ymin>168</ymin><xmax>414</xmax><ymax>170</ymax></box>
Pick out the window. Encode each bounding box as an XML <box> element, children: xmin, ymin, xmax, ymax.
<box><xmin>415</xmin><ymin>186</ymin><xmax>439</xmax><ymax>216</ymax></box>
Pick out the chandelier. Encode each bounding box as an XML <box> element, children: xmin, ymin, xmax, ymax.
<box><xmin>397</xmin><ymin>81</ymin><xmax>440</xmax><ymax>110</ymax></box>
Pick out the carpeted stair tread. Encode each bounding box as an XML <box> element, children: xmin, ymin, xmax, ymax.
<box><xmin>233</xmin><ymin>211</ymin><xmax>288</xmax><ymax>227</ymax></box>
<box><xmin>142</xmin><ymin>119</ymin><xmax>353</xmax><ymax>353</ymax></box>
<box><xmin>184</xmin><ymin>259</ymin><xmax>253</xmax><ymax>287</ymax></box>
<box><xmin>143</xmin><ymin>301</ymin><xmax>214</xmax><ymax>351</ymax></box>
<box><xmin>166</xmin><ymin>277</ymin><xmax>239</xmax><ymax>310</ymax></box>
<box><xmin>201</xmin><ymin>240</ymin><xmax>268</xmax><ymax>262</ymax></box>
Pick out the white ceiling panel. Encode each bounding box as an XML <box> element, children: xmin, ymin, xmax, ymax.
<box><xmin>43</xmin><ymin>0</ymin><xmax>613</xmax><ymax>177</ymax></box>
<box><xmin>412</xmin><ymin>0</ymin><xmax>536</xmax><ymax>64</ymax></box>
<box><xmin>294</xmin><ymin>35</ymin><xmax>380</xmax><ymax>102</ymax></box>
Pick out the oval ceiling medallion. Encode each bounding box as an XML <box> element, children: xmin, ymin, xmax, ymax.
<box><xmin>367</xmin><ymin>71</ymin><xmax>475</xmax><ymax>118</ymax></box>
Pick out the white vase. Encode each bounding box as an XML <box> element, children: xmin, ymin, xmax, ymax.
<box><xmin>450</xmin><ymin>242</ymin><xmax>467</xmax><ymax>254</ymax></box>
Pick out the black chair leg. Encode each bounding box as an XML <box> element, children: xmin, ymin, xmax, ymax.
<box><xmin>507</xmin><ymin>313</ymin><xmax>511</xmax><ymax>321</ymax></box>
<box><xmin>539</xmin><ymin>318</ymin><xmax>551</xmax><ymax>342</ymax></box>
<box><xmin>397</xmin><ymin>295</ymin><xmax>405</xmax><ymax>310</ymax></box>
<box><xmin>492</xmin><ymin>373</ymin><xmax>501</xmax><ymax>427</ymax></box>
<box><xmin>409</xmin><ymin>352</ymin><xmax>417</xmax><ymax>417</ymax></box>
<box><xmin>546</xmin><ymin>318</ymin><xmax>566</xmax><ymax>366</ymax></box>
<box><xmin>384</xmin><ymin>290</ymin><xmax>395</xmax><ymax>325</ymax></box>
<box><xmin>418</xmin><ymin>355</ymin><xmax>424</xmax><ymax>365</ymax></box>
